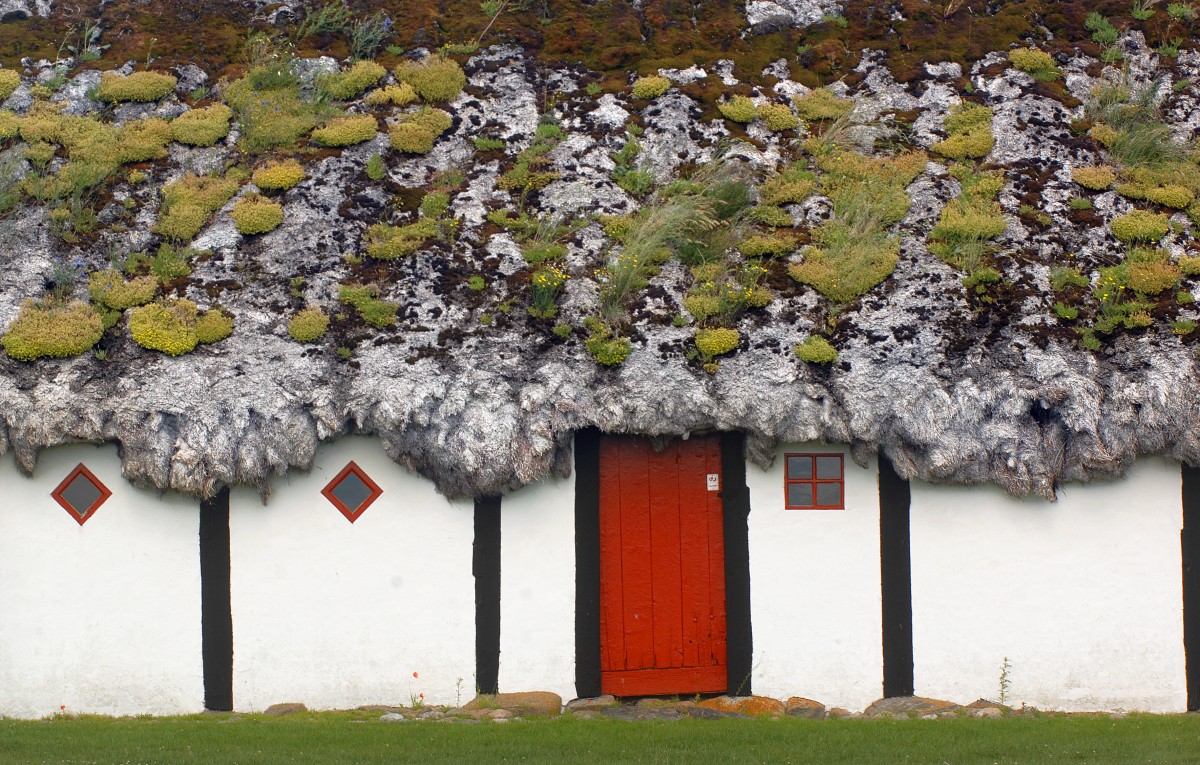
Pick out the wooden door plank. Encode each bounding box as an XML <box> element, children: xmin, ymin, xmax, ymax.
<box><xmin>678</xmin><ymin>436</ymin><xmax>711</xmax><ymax>668</ymax></box>
<box><xmin>599</xmin><ymin>437</ymin><xmax>626</xmax><ymax>673</ymax></box>
<box><xmin>706</xmin><ymin>436</ymin><xmax>728</xmax><ymax>668</ymax></box>
<box><xmin>601</xmin><ymin>664</ymin><xmax>727</xmax><ymax>697</ymax></box>
<box><xmin>649</xmin><ymin>442</ymin><xmax>685</xmax><ymax>669</ymax></box>
<box><xmin>619</xmin><ymin>439</ymin><xmax>655</xmax><ymax>671</ymax></box>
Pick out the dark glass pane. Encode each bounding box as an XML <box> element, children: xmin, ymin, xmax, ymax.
<box><xmin>816</xmin><ymin>482</ymin><xmax>842</xmax><ymax>507</ymax></box>
<box><xmin>816</xmin><ymin>456</ymin><xmax>842</xmax><ymax>479</ymax></box>
<box><xmin>787</xmin><ymin>456</ymin><xmax>812</xmax><ymax>479</ymax></box>
<box><xmin>332</xmin><ymin>471</ymin><xmax>373</xmax><ymax>514</ymax></box>
<box><xmin>61</xmin><ymin>474</ymin><xmax>102</xmax><ymax>516</ymax></box>
<box><xmin>787</xmin><ymin>482</ymin><xmax>813</xmax><ymax>508</ymax></box>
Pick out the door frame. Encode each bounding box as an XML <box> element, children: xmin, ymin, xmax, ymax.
<box><xmin>574</xmin><ymin>429</ymin><xmax>753</xmax><ymax>698</ymax></box>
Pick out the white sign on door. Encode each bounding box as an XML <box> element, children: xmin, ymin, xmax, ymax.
<box><xmin>707</xmin><ymin>473</ymin><xmax>720</xmax><ymax>491</ymax></box>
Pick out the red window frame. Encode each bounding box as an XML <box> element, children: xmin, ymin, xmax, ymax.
<box><xmin>321</xmin><ymin>461</ymin><xmax>384</xmax><ymax>523</ymax></box>
<box><xmin>51</xmin><ymin>463</ymin><xmax>113</xmax><ymax>525</ymax></box>
<box><xmin>784</xmin><ymin>453</ymin><xmax>844</xmax><ymax>510</ymax></box>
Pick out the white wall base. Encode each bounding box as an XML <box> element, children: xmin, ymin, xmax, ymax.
<box><xmin>499</xmin><ymin>474</ymin><xmax>576</xmax><ymax>701</ymax></box>
<box><xmin>747</xmin><ymin>443</ymin><xmax>883</xmax><ymax>711</ymax></box>
<box><xmin>229</xmin><ymin>437</ymin><xmax>476</xmax><ymax>711</ymax></box>
<box><xmin>910</xmin><ymin>458</ymin><xmax>1186</xmax><ymax>712</ymax></box>
<box><xmin>0</xmin><ymin>445</ymin><xmax>203</xmax><ymax>718</ymax></box>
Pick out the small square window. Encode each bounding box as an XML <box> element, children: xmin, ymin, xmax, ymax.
<box><xmin>784</xmin><ymin>453</ymin><xmax>844</xmax><ymax>510</ymax></box>
<box><xmin>51</xmin><ymin>463</ymin><xmax>112</xmax><ymax>525</ymax></box>
<box><xmin>322</xmin><ymin>461</ymin><xmax>383</xmax><ymax>523</ymax></box>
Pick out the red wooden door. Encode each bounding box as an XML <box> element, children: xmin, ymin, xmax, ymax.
<box><xmin>599</xmin><ymin>434</ymin><xmax>727</xmax><ymax>696</ymax></box>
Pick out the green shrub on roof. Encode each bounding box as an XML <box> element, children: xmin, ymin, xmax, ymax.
<box><xmin>795</xmin><ymin>335</ymin><xmax>838</xmax><ymax>363</ymax></box>
<box><xmin>312</xmin><ymin>114</ymin><xmax>378</xmax><ymax>146</ymax></box>
<box><xmin>1008</xmin><ymin>48</ymin><xmax>1060</xmax><ymax>81</ymax></box>
<box><xmin>631</xmin><ymin>75</ymin><xmax>670</xmax><ymax>99</ymax></box>
<box><xmin>718</xmin><ymin>95</ymin><xmax>757</xmax><ymax>123</ymax></box>
<box><xmin>932</xmin><ymin>103</ymin><xmax>994</xmax><ymax>160</ymax></box>
<box><xmin>130</xmin><ymin>299</ymin><xmax>231</xmax><ymax>355</ymax></box>
<box><xmin>1111</xmin><ymin>209</ymin><xmax>1171</xmax><ymax>242</ymax></box>
<box><xmin>318</xmin><ymin>61</ymin><xmax>387</xmax><ymax>101</ymax></box>
<box><xmin>87</xmin><ymin>270</ymin><xmax>158</xmax><ymax>310</ymax></box>
<box><xmin>1</xmin><ymin>299</ymin><xmax>104</xmax><ymax>361</ymax></box>
<box><xmin>0</xmin><ymin>69</ymin><xmax>20</xmax><ymax>101</ymax></box>
<box><xmin>364</xmin><ymin>83</ymin><xmax>418</xmax><ymax>107</ymax></box>
<box><xmin>793</xmin><ymin>88</ymin><xmax>854</xmax><ymax>121</ymax></box>
<box><xmin>252</xmin><ymin>159</ymin><xmax>305</xmax><ymax>191</ymax></box>
<box><xmin>394</xmin><ymin>54</ymin><xmax>466</xmax><ymax>103</ymax></box>
<box><xmin>288</xmin><ymin>306</ymin><xmax>330</xmax><ymax>342</ymax></box>
<box><xmin>95</xmin><ymin>71</ymin><xmax>178</xmax><ymax>103</ymax></box>
<box><xmin>0</xmin><ymin>110</ymin><xmax>17</xmax><ymax>140</ymax></box>
<box><xmin>171</xmin><ymin>104</ymin><xmax>234</xmax><ymax>147</ymax></box>
<box><xmin>155</xmin><ymin>174</ymin><xmax>241</xmax><ymax>242</ymax></box>
<box><xmin>231</xmin><ymin>195</ymin><xmax>284</xmax><ymax>235</ymax></box>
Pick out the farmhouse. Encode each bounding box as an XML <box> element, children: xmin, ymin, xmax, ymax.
<box><xmin>3</xmin><ymin>0</ymin><xmax>1200</xmax><ymax>719</ymax></box>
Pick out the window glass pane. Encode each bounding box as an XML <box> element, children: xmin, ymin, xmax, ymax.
<box><xmin>787</xmin><ymin>482</ymin><xmax>813</xmax><ymax>508</ymax></box>
<box><xmin>332</xmin><ymin>471</ymin><xmax>373</xmax><ymax>514</ymax></box>
<box><xmin>816</xmin><ymin>482</ymin><xmax>842</xmax><ymax>507</ymax></box>
<box><xmin>815</xmin><ymin>456</ymin><xmax>842</xmax><ymax>480</ymax></box>
<box><xmin>787</xmin><ymin>456</ymin><xmax>812</xmax><ymax>479</ymax></box>
<box><xmin>61</xmin><ymin>474</ymin><xmax>102</xmax><ymax>516</ymax></box>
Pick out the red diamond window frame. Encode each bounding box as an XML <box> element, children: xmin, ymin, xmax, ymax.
<box><xmin>51</xmin><ymin>463</ymin><xmax>113</xmax><ymax>526</ymax></box>
<box><xmin>321</xmin><ymin>460</ymin><xmax>383</xmax><ymax>523</ymax></box>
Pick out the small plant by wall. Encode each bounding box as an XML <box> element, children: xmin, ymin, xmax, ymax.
<box><xmin>1</xmin><ymin>299</ymin><xmax>104</xmax><ymax>360</ymax></box>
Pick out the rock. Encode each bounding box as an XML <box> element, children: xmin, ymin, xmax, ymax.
<box><xmin>263</xmin><ymin>702</ymin><xmax>307</xmax><ymax>716</ymax></box>
<box><xmin>863</xmin><ymin>697</ymin><xmax>961</xmax><ymax>718</ymax></box>
<box><xmin>687</xmin><ymin>706</ymin><xmax>746</xmax><ymax>719</ymax></box>
<box><xmin>488</xmin><ymin>708</ymin><xmax>513</xmax><ymax>719</ymax></box>
<box><xmin>971</xmin><ymin>707</ymin><xmax>1003</xmax><ymax>719</ymax></box>
<box><xmin>744</xmin><ymin>0</ymin><xmax>843</xmax><ymax>34</ymax></box>
<box><xmin>601</xmin><ymin>705</ymin><xmax>685</xmax><ymax>721</ymax></box>
<box><xmin>566</xmin><ymin>695</ymin><xmax>618</xmax><ymax>710</ymax></box>
<box><xmin>827</xmin><ymin>707</ymin><xmax>852</xmax><ymax>718</ymax></box>
<box><xmin>380</xmin><ymin>712</ymin><xmax>406</xmax><ymax>722</ymax></box>
<box><xmin>465</xmin><ymin>691</ymin><xmax>562</xmax><ymax>717</ymax></box>
<box><xmin>697</xmin><ymin>695</ymin><xmax>785</xmax><ymax>718</ymax></box>
<box><xmin>785</xmin><ymin>697</ymin><xmax>827</xmax><ymax>719</ymax></box>
<box><xmin>0</xmin><ymin>0</ymin><xmax>51</xmax><ymax>21</ymax></box>
<box><xmin>1110</xmin><ymin>712</ymin><xmax>1129</xmax><ymax>720</ymax></box>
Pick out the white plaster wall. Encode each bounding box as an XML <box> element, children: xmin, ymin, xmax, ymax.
<box><xmin>0</xmin><ymin>445</ymin><xmax>204</xmax><ymax>718</ymax></box>
<box><xmin>910</xmin><ymin>458</ymin><xmax>1185</xmax><ymax>711</ymax></box>
<box><xmin>498</xmin><ymin>474</ymin><xmax>575</xmax><ymax>701</ymax></box>
<box><xmin>747</xmin><ymin>444</ymin><xmax>882</xmax><ymax>711</ymax></box>
<box><xmin>229</xmin><ymin>437</ymin><xmax>475</xmax><ymax>710</ymax></box>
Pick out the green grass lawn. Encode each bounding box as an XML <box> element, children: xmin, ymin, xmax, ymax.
<box><xmin>4</xmin><ymin>712</ymin><xmax>1200</xmax><ymax>765</ymax></box>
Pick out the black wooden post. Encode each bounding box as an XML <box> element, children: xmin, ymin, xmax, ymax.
<box><xmin>473</xmin><ymin>496</ymin><xmax>502</xmax><ymax>695</ymax></box>
<box><xmin>1182</xmin><ymin>465</ymin><xmax>1200</xmax><ymax>711</ymax></box>
<box><xmin>574</xmin><ymin>428</ymin><xmax>602</xmax><ymax>699</ymax></box>
<box><xmin>720</xmin><ymin>432</ymin><xmax>754</xmax><ymax>697</ymax></box>
<box><xmin>879</xmin><ymin>454</ymin><xmax>914</xmax><ymax>698</ymax></box>
<box><xmin>199</xmin><ymin>487</ymin><xmax>233</xmax><ymax>711</ymax></box>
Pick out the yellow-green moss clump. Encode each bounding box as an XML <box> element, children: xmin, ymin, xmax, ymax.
<box><xmin>1008</xmin><ymin>48</ymin><xmax>1060</xmax><ymax>81</ymax></box>
<box><xmin>1125</xmin><ymin>248</ymin><xmax>1181</xmax><ymax>294</ymax></box>
<box><xmin>171</xmin><ymin>104</ymin><xmax>233</xmax><ymax>147</ymax></box>
<box><xmin>631</xmin><ymin>75</ymin><xmax>671</xmax><ymax>99</ymax></box>
<box><xmin>312</xmin><ymin>114</ymin><xmax>378</xmax><ymax>147</ymax></box>
<box><xmin>129</xmin><ymin>299</ymin><xmax>231</xmax><ymax>355</ymax></box>
<box><xmin>388</xmin><ymin>108</ymin><xmax>452</xmax><ymax>154</ymax></box>
<box><xmin>739</xmin><ymin>234</ymin><xmax>794</xmax><ymax>257</ymax></box>
<box><xmin>0</xmin><ymin>69</ymin><xmax>19</xmax><ymax>101</ymax></box>
<box><xmin>318</xmin><ymin>61</ymin><xmax>386</xmax><ymax>100</ymax></box>
<box><xmin>364</xmin><ymin>83</ymin><xmax>418</xmax><ymax>107</ymax></box>
<box><xmin>1</xmin><ymin>299</ymin><xmax>104</xmax><ymax>360</ymax></box>
<box><xmin>287</xmin><ymin>306</ymin><xmax>329</xmax><ymax>342</ymax></box>
<box><xmin>794</xmin><ymin>335</ymin><xmax>837</xmax><ymax>363</ymax></box>
<box><xmin>0</xmin><ymin>110</ymin><xmax>19</xmax><ymax>140</ymax></box>
<box><xmin>931</xmin><ymin>102</ymin><xmax>994</xmax><ymax>161</ymax></box>
<box><xmin>231</xmin><ymin>196</ymin><xmax>284</xmax><ymax>235</ymax></box>
<box><xmin>195</xmin><ymin>308</ymin><xmax>233</xmax><ymax>344</ymax></box>
<box><xmin>585</xmin><ymin>332</ymin><xmax>631</xmax><ymax>366</ymax></box>
<box><xmin>1072</xmin><ymin>165</ymin><xmax>1116</xmax><ymax>190</ymax></box>
<box><xmin>793</xmin><ymin>88</ymin><xmax>854</xmax><ymax>121</ymax></box>
<box><xmin>759</xmin><ymin>102</ymin><xmax>800</xmax><ymax>132</ymax></box>
<box><xmin>365</xmin><ymin>218</ymin><xmax>439</xmax><ymax>259</ymax></box>
<box><xmin>339</xmin><ymin>283</ymin><xmax>398</xmax><ymax>327</ymax></box>
<box><xmin>252</xmin><ymin>159</ymin><xmax>305</xmax><ymax>191</ymax></box>
<box><xmin>115</xmin><ymin>118</ymin><xmax>173</xmax><ymax>163</ymax></box>
<box><xmin>695</xmin><ymin>327</ymin><xmax>740</xmax><ymax>356</ymax></box>
<box><xmin>1111</xmin><ymin>209</ymin><xmax>1170</xmax><ymax>242</ymax></box>
<box><xmin>718</xmin><ymin>95</ymin><xmax>757</xmax><ymax>123</ymax></box>
<box><xmin>87</xmin><ymin>270</ymin><xmax>158</xmax><ymax>310</ymax></box>
<box><xmin>156</xmin><ymin>174</ymin><xmax>241</xmax><ymax>241</ymax></box>
<box><xmin>95</xmin><ymin>71</ymin><xmax>178</xmax><ymax>103</ymax></box>
<box><xmin>760</xmin><ymin>164</ymin><xmax>817</xmax><ymax>206</ymax></box>
<box><xmin>394</xmin><ymin>54</ymin><xmax>466</xmax><ymax>103</ymax></box>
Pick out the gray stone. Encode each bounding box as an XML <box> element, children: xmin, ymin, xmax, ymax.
<box><xmin>971</xmin><ymin>707</ymin><xmax>1003</xmax><ymax>719</ymax></box>
<box><xmin>263</xmin><ymin>703</ymin><xmax>307</xmax><ymax>716</ymax></box>
<box><xmin>380</xmin><ymin>712</ymin><xmax>406</xmax><ymax>722</ymax></box>
<box><xmin>566</xmin><ymin>695</ymin><xmax>618</xmax><ymax>710</ymax></box>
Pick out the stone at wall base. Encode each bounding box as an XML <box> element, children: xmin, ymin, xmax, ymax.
<box><xmin>567</xmin><ymin>695</ymin><xmax>618</xmax><ymax>710</ymax></box>
<box><xmin>785</xmin><ymin>697</ymin><xmax>827</xmax><ymax>719</ymax></box>
<box><xmin>863</xmin><ymin>696</ymin><xmax>960</xmax><ymax>718</ymax></box>
<box><xmin>697</xmin><ymin>695</ymin><xmax>785</xmax><ymax>718</ymax></box>
<box><xmin>263</xmin><ymin>702</ymin><xmax>308</xmax><ymax>715</ymax></box>
<box><xmin>465</xmin><ymin>692</ymin><xmax>561</xmax><ymax>717</ymax></box>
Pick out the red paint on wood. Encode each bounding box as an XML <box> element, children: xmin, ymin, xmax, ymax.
<box><xmin>599</xmin><ymin>435</ymin><xmax>727</xmax><ymax>696</ymax></box>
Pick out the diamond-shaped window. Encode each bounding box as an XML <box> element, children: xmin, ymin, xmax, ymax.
<box><xmin>51</xmin><ymin>463</ymin><xmax>112</xmax><ymax>525</ymax></box>
<box><xmin>321</xmin><ymin>461</ymin><xmax>383</xmax><ymax>523</ymax></box>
